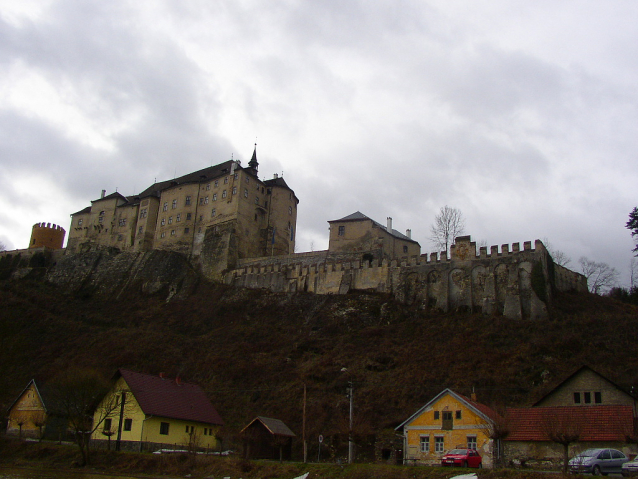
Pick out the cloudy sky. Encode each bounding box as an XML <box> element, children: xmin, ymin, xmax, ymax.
<box><xmin>1</xmin><ymin>0</ymin><xmax>636</xmax><ymax>286</ymax></box>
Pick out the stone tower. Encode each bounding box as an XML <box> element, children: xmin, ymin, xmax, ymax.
<box><xmin>30</xmin><ymin>222</ymin><xmax>66</xmax><ymax>249</ymax></box>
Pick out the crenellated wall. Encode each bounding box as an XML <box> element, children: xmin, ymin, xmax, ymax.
<box><xmin>224</xmin><ymin>236</ymin><xmax>588</xmax><ymax>320</ymax></box>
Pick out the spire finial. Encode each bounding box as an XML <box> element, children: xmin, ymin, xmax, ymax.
<box><xmin>249</xmin><ymin>141</ymin><xmax>259</xmax><ymax>173</ymax></box>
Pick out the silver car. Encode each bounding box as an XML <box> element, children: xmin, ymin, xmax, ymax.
<box><xmin>622</xmin><ymin>457</ymin><xmax>638</xmax><ymax>477</ymax></box>
<box><xmin>569</xmin><ymin>448</ymin><xmax>629</xmax><ymax>475</ymax></box>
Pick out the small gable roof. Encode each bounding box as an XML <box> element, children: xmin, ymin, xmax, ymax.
<box><xmin>241</xmin><ymin>416</ymin><xmax>295</xmax><ymax>437</ymax></box>
<box><xmin>91</xmin><ymin>192</ymin><xmax>128</xmax><ymax>204</ymax></box>
<box><xmin>395</xmin><ymin>388</ymin><xmax>499</xmax><ymax>430</ymax></box>
<box><xmin>329</xmin><ymin>211</ymin><xmax>418</xmax><ymax>244</ymax></box>
<box><xmin>116</xmin><ymin>369</ymin><xmax>223</xmax><ymax>425</ymax></box>
<box><xmin>506</xmin><ymin>405</ymin><xmax>633</xmax><ymax>442</ymax></box>
<box><xmin>532</xmin><ymin>365</ymin><xmax>633</xmax><ymax>406</ymax></box>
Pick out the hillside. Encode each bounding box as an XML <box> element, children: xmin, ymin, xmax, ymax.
<box><xmin>2</xmin><ymin>273</ymin><xmax>638</xmax><ymax>458</ymax></box>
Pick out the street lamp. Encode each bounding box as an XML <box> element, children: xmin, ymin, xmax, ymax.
<box><xmin>341</xmin><ymin>368</ymin><xmax>354</xmax><ymax>464</ymax></box>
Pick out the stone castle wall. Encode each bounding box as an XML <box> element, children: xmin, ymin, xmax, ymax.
<box><xmin>224</xmin><ymin>237</ymin><xmax>588</xmax><ymax>320</ymax></box>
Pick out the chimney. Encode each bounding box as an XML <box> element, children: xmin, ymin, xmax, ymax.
<box><xmin>101</xmin><ymin>189</ymin><xmax>106</xmax><ymax>199</ymax></box>
<box><xmin>273</xmin><ymin>173</ymin><xmax>279</xmax><ymax>179</ymax></box>
<box><xmin>471</xmin><ymin>391</ymin><xmax>477</xmax><ymax>402</ymax></box>
<box><xmin>387</xmin><ymin>217</ymin><xmax>392</xmax><ymax>233</ymax></box>
<box><xmin>406</xmin><ymin>229</ymin><xmax>411</xmax><ymax>239</ymax></box>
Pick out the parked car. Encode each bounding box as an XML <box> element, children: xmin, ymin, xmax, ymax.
<box><xmin>569</xmin><ymin>448</ymin><xmax>629</xmax><ymax>475</ymax></box>
<box><xmin>622</xmin><ymin>457</ymin><xmax>638</xmax><ymax>476</ymax></box>
<box><xmin>441</xmin><ymin>448</ymin><xmax>482</xmax><ymax>468</ymax></box>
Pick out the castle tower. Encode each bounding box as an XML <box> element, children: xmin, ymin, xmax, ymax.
<box><xmin>29</xmin><ymin>222</ymin><xmax>66</xmax><ymax>249</ymax></box>
<box><xmin>248</xmin><ymin>143</ymin><xmax>259</xmax><ymax>175</ymax></box>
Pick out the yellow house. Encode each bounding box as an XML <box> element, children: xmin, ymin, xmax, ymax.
<box><xmin>396</xmin><ymin>389</ymin><xmax>500</xmax><ymax>467</ymax></box>
<box><xmin>91</xmin><ymin>369</ymin><xmax>224</xmax><ymax>452</ymax></box>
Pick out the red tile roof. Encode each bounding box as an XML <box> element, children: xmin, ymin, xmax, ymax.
<box><xmin>506</xmin><ymin>405</ymin><xmax>633</xmax><ymax>442</ymax></box>
<box><xmin>457</xmin><ymin>393</ymin><xmax>502</xmax><ymax>423</ymax></box>
<box><xmin>118</xmin><ymin>369</ymin><xmax>223</xmax><ymax>425</ymax></box>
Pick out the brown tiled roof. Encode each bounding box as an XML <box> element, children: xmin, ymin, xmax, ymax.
<box><xmin>118</xmin><ymin>369</ymin><xmax>223</xmax><ymax>425</ymax></box>
<box><xmin>457</xmin><ymin>393</ymin><xmax>502</xmax><ymax>423</ymax></box>
<box><xmin>505</xmin><ymin>405</ymin><xmax>633</xmax><ymax>442</ymax></box>
<box><xmin>241</xmin><ymin>416</ymin><xmax>295</xmax><ymax>437</ymax></box>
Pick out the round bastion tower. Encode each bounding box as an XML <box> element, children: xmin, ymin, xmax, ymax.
<box><xmin>29</xmin><ymin>222</ymin><xmax>66</xmax><ymax>249</ymax></box>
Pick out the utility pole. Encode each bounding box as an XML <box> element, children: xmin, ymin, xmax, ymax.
<box><xmin>347</xmin><ymin>381</ymin><xmax>353</xmax><ymax>464</ymax></box>
<box><xmin>303</xmin><ymin>384</ymin><xmax>307</xmax><ymax>463</ymax></box>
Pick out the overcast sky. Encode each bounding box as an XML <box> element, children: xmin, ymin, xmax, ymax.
<box><xmin>1</xmin><ymin>0</ymin><xmax>636</xmax><ymax>287</ymax></box>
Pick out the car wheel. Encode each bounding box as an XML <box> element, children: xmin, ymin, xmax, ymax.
<box><xmin>593</xmin><ymin>465</ymin><xmax>602</xmax><ymax>476</ymax></box>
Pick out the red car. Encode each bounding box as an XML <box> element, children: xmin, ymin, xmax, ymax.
<box><xmin>441</xmin><ymin>448</ymin><xmax>482</xmax><ymax>468</ymax></box>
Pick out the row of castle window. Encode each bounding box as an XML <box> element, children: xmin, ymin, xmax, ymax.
<box><xmin>574</xmin><ymin>391</ymin><xmax>602</xmax><ymax>404</ymax></box>
<box><xmin>419</xmin><ymin>435</ymin><xmax>476</xmax><ymax>453</ymax></box>
<box><xmin>160</xmin><ymin>227</ymin><xmax>191</xmax><ymax>238</ymax></box>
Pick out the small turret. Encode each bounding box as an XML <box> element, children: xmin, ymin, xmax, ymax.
<box><xmin>248</xmin><ymin>143</ymin><xmax>259</xmax><ymax>175</ymax></box>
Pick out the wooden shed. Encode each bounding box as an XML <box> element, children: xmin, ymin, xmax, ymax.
<box><xmin>240</xmin><ymin>416</ymin><xmax>295</xmax><ymax>461</ymax></box>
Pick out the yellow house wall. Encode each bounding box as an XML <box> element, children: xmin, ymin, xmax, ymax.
<box><xmin>91</xmin><ymin>377</ymin><xmax>220</xmax><ymax>450</ymax></box>
<box><xmin>7</xmin><ymin>383</ymin><xmax>47</xmax><ymax>437</ymax></box>
<box><xmin>403</xmin><ymin>394</ymin><xmax>493</xmax><ymax>467</ymax></box>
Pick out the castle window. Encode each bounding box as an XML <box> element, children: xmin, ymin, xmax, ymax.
<box><xmin>98</xmin><ymin>212</ymin><xmax>104</xmax><ymax>223</ymax></box>
<box><xmin>176</xmin><ymin>214</ymin><xmax>181</xmax><ymax>222</ymax></box>
<box><xmin>199</xmin><ymin>215</ymin><xmax>203</xmax><ymax>221</ymax></box>
<box><xmin>420</xmin><ymin>436</ymin><xmax>429</xmax><ymax>453</ymax></box>
<box><xmin>244</xmin><ymin>188</ymin><xmax>248</xmax><ymax>198</ymax></box>
<box><xmin>234</xmin><ymin>173</ymin><xmax>238</xmax><ymax>179</ymax></box>
<box><xmin>168</xmin><ymin>217</ymin><xmax>173</xmax><ymax>224</ymax></box>
<box><xmin>200</xmin><ymin>197</ymin><xmax>205</xmax><ymax>205</ymax></box>
<box><xmin>161</xmin><ymin>232</ymin><xmax>165</xmax><ymax>238</ymax></box>
<box><xmin>232</xmin><ymin>187</ymin><xmax>237</xmax><ymax>195</ymax></box>
<box><xmin>185</xmin><ymin>196</ymin><xmax>191</xmax><ymax>205</ymax></box>
<box><xmin>184</xmin><ymin>228</ymin><xmax>190</xmax><ymax>234</ymax></box>
<box><xmin>288</xmin><ymin>206</ymin><xmax>292</xmax><ymax>215</ymax></box>
<box><xmin>78</xmin><ymin>219</ymin><xmax>83</xmax><ymax>226</ymax></box>
<box><xmin>246</xmin><ymin>177</ymin><xmax>250</xmax><ymax>183</ymax></box>
<box><xmin>117</xmin><ymin>234</ymin><xmax>123</xmax><ymax>241</ymax></box>
<box><xmin>224</xmin><ymin>177</ymin><xmax>228</xmax><ymax>184</ymax></box>
<box><xmin>140</xmin><ymin>208</ymin><xmax>147</xmax><ymax>219</ymax></box>
<box><xmin>119</xmin><ymin>219</ymin><xmax>127</xmax><ymax>227</ymax></box>
<box><xmin>222</xmin><ymin>190</ymin><xmax>227</xmax><ymax>198</ymax></box>
<box><xmin>172</xmin><ymin>199</ymin><xmax>177</xmax><ymax>209</ymax></box>
<box><xmin>255</xmin><ymin>196</ymin><xmax>259</xmax><ymax>204</ymax></box>
<box><xmin>186</xmin><ymin>213</ymin><xmax>192</xmax><ymax>220</ymax></box>
<box><xmin>124</xmin><ymin>419</ymin><xmax>132</xmax><ymax>431</ymax></box>
<box><xmin>214</xmin><ymin>180</ymin><xmax>219</xmax><ymax>187</ymax></box>
<box><xmin>205</xmin><ymin>196</ymin><xmax>209</xmax><ymax>204</ymax></box>
<box><xmin>206</xmin><ymin>184</ymin><xmax>210</xmax><ymax>190</ymax></box>
<box><xmin>161</xmin><ymin>218</ymin><xmax>165</xmax><ymax>226</ymax></box>
<box><xmin>138</xmin><ymin>226</ymin><xmax>143</xmax><ymax>233</ymax></box>
<box><xmin>211</xmin><ymin>209</ymin><xmax>216</xmax><ymax>217</ymax></box>
<box><xmin>403</xmin><ymin>245</ymin><xmax>408</xmax><ymax>253</ymax></box>
<box><xmin>338</xmin><ymin>226</ymin><xmax>345</xmax><ymax>236</ymax></box>
<box><xmin>163</xmin><ymin>202</ymin><xmax>168</xmax><ymax>212</ymax></box>
<box><xmin>170</xmin><ymin>230</ymin><xmax>175</xmax><ymax>236</ymax></box>
<box><xmin>213</xmin><ymin>193</ymin><xmax>217</xmax><ymax>201</ymax></box>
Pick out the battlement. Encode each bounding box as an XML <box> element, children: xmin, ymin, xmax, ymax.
<box><xmin>30</xmin><ymin>221</ymin><xmax>66</xmax><ymax>249</ymax></box>
<box><xmin>32</xmin><ymin>222</ymin><xmax>66</xmax><ymax>233</ymax></box>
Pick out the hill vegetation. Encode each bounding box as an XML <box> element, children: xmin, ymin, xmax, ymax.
<box><xmin>1</xmin><ymin>273</ymin><xmax>638</xmax><ymax>460</ymax></box>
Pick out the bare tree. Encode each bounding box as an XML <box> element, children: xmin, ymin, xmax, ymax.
<box><xmin>543</xmin><ymin>238</ymin><xmax>572</xmax><ymax>267</ymax></box>
<box><xmin>33</xmin><ymin>411</ymin><xmax>47</xmax><ymax>441</ymax></box>
<box><xmin>430</xmin><ymin>206</ymin><xmax>465</xmax><ymax>254</ymax></box>
<box><xmin>479</xmin><ymin>408</ymin><xmax>510</xmax><ymax>468</ymax></box>
<box><xmin>630</xmin><ymin>258</ymin><xmax>637</xmax><ymax>289</ymax></box>
<box><xmin>542</xmin><ymin>413</ymin><xmax>581</xmax><ymax>473</ymax></box>
<box><xmin>49</xmin><ymin>368</ymin><xmax>121</xmax><ymax>466</ymax></box>
<box><xmin>579</xmin><ymin>257</ymin><xmax>620</xmax><ymax>294</ymax></box>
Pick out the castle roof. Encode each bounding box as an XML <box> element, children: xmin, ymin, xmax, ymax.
<box><xmin>70</xmin><ymin>206</ymin><xmax>92</xmax><ymax>216</ymax></box>
<box><xmin>329</xmin><ymin>211</ymin><xmax>418</xmax><ymax>244</ymax></box>
<box><xmin>115</xmin><ymin>369</ymin><xmax>224</xmax><ymax>425</ymax></box>
<box><xmin>91</xmin><ymin>192</ymin><xmax>128</xmax><ymax>204</ymax></box>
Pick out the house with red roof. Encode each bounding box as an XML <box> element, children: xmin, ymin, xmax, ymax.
<box><xmin>90</xmin><ymin>369</ymin><xmax>224</xmax><ymax>452</ymax></box>
<box><xmin>504</xmin><ymin>366</ymin><xmax>638</xmax><ymax>467</ymax></box>
<box><xmin>395</xmin><ymin>389</ymin><xmax>502</xmax><ymax>467</ymax></box>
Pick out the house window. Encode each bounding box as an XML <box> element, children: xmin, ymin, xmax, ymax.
<box><xmin>124</xmin><ymin>418</ymin><xmax>132</xmax><ymax>431</ymax></box>
<box><xmin>186</xmin><ymin>213</ymin><xmax>192</xmax><ymax>220</ymax></box>
<box><xmin>222</xmin><ymin>190</ymin><xmax>227</xmax><ymax>198</ymax></box>
<box><xmin>403</xmin><ymin>245</ymin><xmax>408</xmax><ymax>253</ymax></box>
<box><xmin>595</xmin><ymin>391</ymin><xmax>602</xmax><ymax>403</ymax></box>
<box><xmin>104</xmin><ymin>418</ymin><xmax>112</xmax><ymax>432</ymax></box>
<box><xmin>170</xmin><ymin>230</ymin><xmax>175</xmax><ymax>236</ymax></box>
<box><xmin>163</xmin><ymin>202</ymin><xmax>168</xmax><ymax>212</ymax></box>
<box><xmin>172</xmin><ymin>199</ymin><xmax>177</xmax><ymax>209</ymax></box>
<box><xmin>213</xmin><ymin>193</ymin><xmax>217</xmax><ymax>201</ymax></box>
<box><xmin>467</xmin><ymin>436</ymin><xmax>477</xmax><ymax>450</ymax></box>
<box><xmin>338</xmin><ymin>226</ymin><xmax>345</xmax><ymax>236</ymax></box>
<box><xmin>574</xmin><ymin>392</ymin><xmax>581</xmax><ymax>404</ymax></box>
<box><xmin>160</xmin><ymin>422</ymin><xmax>170</xmax><ymax>435</ymax></box>
<box><xmin>168</xmin><ymin>216</ymin><xmax>173</xmax><ymax>224</ymax></box>
<box><xmin>455</xmin><ymin>410</ymin><xmax>462</xmax><ymax>420</ymax></box>
<box><xmin>185</xmin><ymin>196</ymin><xmax>191</xmax><ymax>205</ymax></box>
<box><xmin>434</xmin><ymin>411</ymin><xmax>440</xmax><ymax>420</ymax></box>
<box><xmin>211</xmin><ymin>209</ymin><xmax>216</xmax><ymax>217</ymax></box>
<box><xmin>244</xmin><ymin>188</ymin><xmax>248</xmax><ymax>198</ymax></box>
<box><xmin>435</xmin><ymin>436</ymin><xmax>444</xmax><ymax>453</ymax></box>
<box><xmin>584</xmin><ymin>392</ymin><xmax>591</xmax><ymax>404</ymax></box>
<box><xmin>78</xmin><ymin>218</ymin><xmax>83</xmax><ymax>226</ymax></box>
<box><xmin>232</xmin><ymin>187</ymin><xmax>237</xmax><ymax>195</ymax></box>
<box><xmin>184</xmin><ymin>228</ymin><xmax>190</xmax><ymax>234</ymax></box>
<box><xmin>140</xmin><ymin>208</ymin><xmax>147</xmax><ymax>219</ymax></box>
<box><xmin>176</xmin><ymin>214</ymin><xmax>181</xmax><ymax>222</ymax></box>
<box><xmin>420</xmin><ymin>435</ymin><xmax>430</xmax><ymax>453</ymax></box>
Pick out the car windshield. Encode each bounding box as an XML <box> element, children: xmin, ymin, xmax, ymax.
<box><xmin>448</xmin><ymin>449</ymin><xmax>468</xmax><ymax>455</ymax></box>
<box><xmin>577</xmin><ymin>449</ymin><xmax>600</xmax><ymax>458</ymax></box>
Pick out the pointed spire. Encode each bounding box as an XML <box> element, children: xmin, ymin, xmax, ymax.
<box><xmin>249</xmin><ymin>142</ymin><xmax>259</xmax><ymax>174</ymax></box>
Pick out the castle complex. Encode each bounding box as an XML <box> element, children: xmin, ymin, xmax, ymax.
<box><xmin>2</xmin><ymin>148</ymin><xmax>587</xmax><ymax>319</ymax></box>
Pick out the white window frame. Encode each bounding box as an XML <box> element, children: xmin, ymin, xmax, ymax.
<box><xmin>420</xmin><ymin>435</ymin><xmax>430</xmax><ymax>453</ymax></box>
<box><xmin>435</xmin><ymin>436</ymin><xmax>444</xmax><ymax>453</ymax></box>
